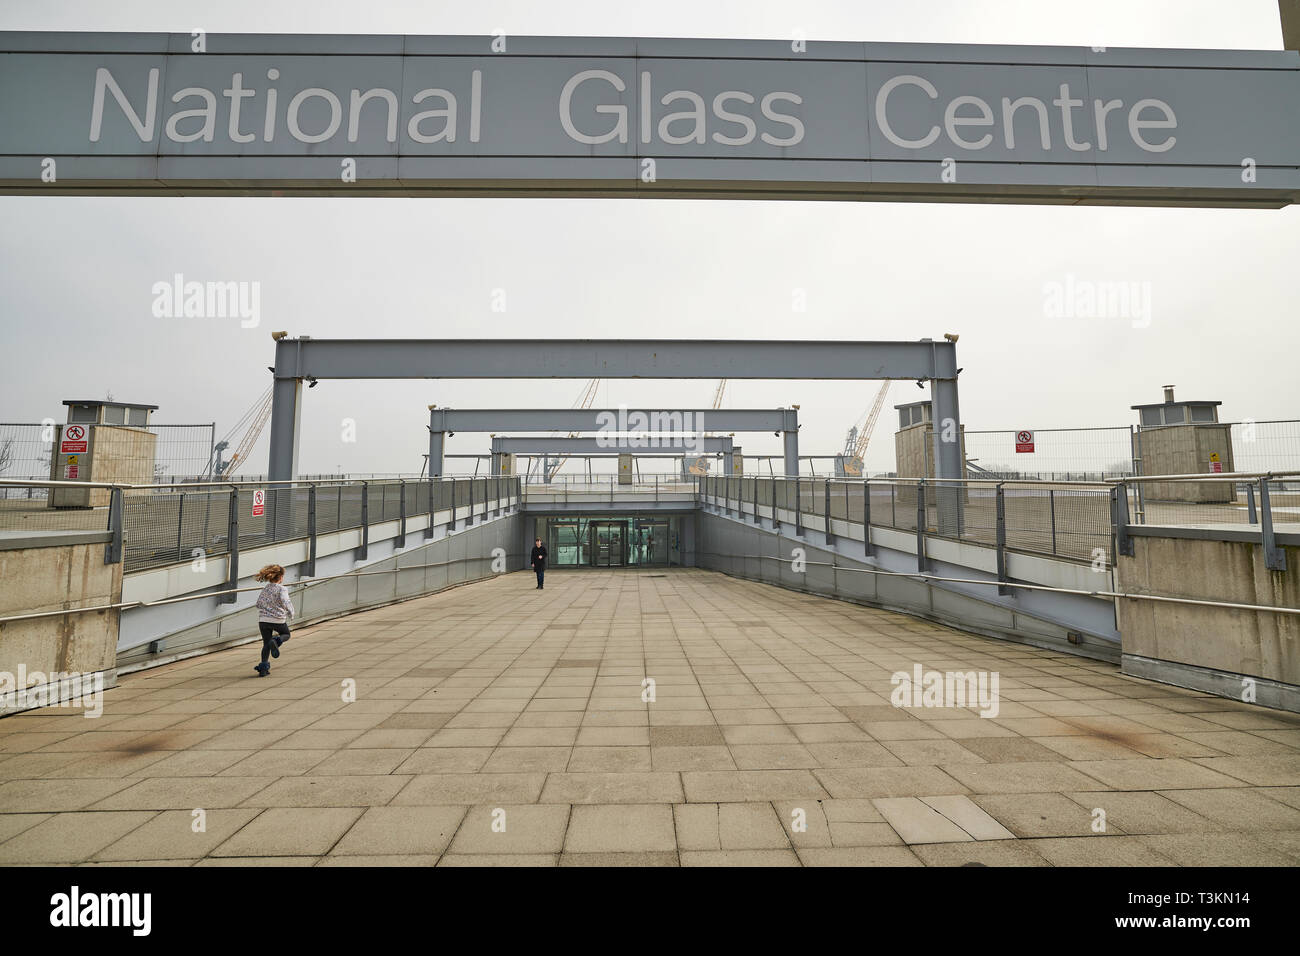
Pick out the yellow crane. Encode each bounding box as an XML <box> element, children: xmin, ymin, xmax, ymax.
<box><xmin>211</xmin><ymin>385</ymin><xmax>274</xmax><ymax>477</ymax></box>
<box><xmin>839</xmin><ymin>381</ymin><xmax>891</xmax><ymax>477</ymax></box>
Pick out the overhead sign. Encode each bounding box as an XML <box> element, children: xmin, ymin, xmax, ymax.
<box><xmin>1015</xmin><ymin>430</ymin><xmax>1035</xmax><ymax>453</ymax></box>
<box><xmin>1</xmin><ymin>32</ymin><xmax>1297</xmax><ymax>206</ymax></box>
<box><xmin>251</xmin><ymin>489</ymin><xmax>265</xmax><ymax>517</ymax></box>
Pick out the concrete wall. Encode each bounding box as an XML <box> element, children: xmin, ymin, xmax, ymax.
<box><xmin>1117</xmin><ymin>530</ymin><xmax>1299</xmax><ymax>710</ymax></box>
<box><xmin>895</xmin><ymin>423</ymin><xmax>967</xmax><ymax>479</ymax></box>
<box><xmin>1138</xmin><ymin>424</ymin><xmax>1235</xmax><ymax>502</ymax></box>
<box><xmin>50</xmin><ymin>425</ymin><xmax>157</xmax><ymax>508</ymax></box>
<box><xmin>0</xmin><ymin>531</ymin><xmax>122</xmax><ymax>716</ymax></box>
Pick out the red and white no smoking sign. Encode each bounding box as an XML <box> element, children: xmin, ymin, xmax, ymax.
<box><xmin>251</xmin><ymin>489</ymin><xmax>265</xmax><ymax>517</ymax></box>
<box><xmin>1015</xmin><ymin>430</ymin><xmax>1035</xmax><ymax>453</ymax></box>
<box><xmin>60</xmin><ymin>424</ymin><xmax>88</xmax><ymax>454</ymax></box>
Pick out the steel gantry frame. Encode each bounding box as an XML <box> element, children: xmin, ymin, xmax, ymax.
<box><xmin>267</xmin><ymin>337</ymin><xmax>964</xmax><ymax>527</ymax></box>
<box><xmin>425</xmin><ymin>407</ymin><xmax>787</xmax><ymax>477</ymax></box>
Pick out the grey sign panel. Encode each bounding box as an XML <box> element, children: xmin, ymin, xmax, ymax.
<box><xmin>3</xmin><ymin>31</ymin><xmax>1295</xmax><ymax>206</ymax></box>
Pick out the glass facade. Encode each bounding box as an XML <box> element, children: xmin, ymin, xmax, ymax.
<box><xmin>536</xmin><ymin>515</ymin><xmax>682</xmax><ymax>568</ymax></box>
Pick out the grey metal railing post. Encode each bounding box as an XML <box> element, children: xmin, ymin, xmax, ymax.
<box><xmin>105</xmin><ymin>486</ymin><xmax>124</xmax><ymax>565</ymax></box>
<box><xmin>396</xmin><ymin>480</ymin><xmax>407</xmax><ymax>548</ymax></box>
<box><xmin>425</xmin><ymin>476</ymin><xmax>435</xmax><ymax>539</ymax></box>
<box><xmin>175</xmin><ymin>492</ymin><xmax>185</xmax><ymax>564</ymax></box>
<box><xmin>1260</xmin><ymin>478</ymin><xmax>1287</xmax><ymax>571</ymax></box>
<box><xmin>305</xmin><ymin>482</ymin><xmax>318</xmax><ymax>575</ymax></box>
<box><xmin>891</xmin><ymin>483</ymin><xmax>897</xmax><ymax>526</ymax></box>
<box><xmin>753</xmin><ymin>475</ymin><xmax>759</xmax><ymax>525</ymax></box>
<box><xmin>916</xmin><ymin>480</ymin><xmax>927</xmax><ymax>572</ymax></box>
<box><xmin>863</xmin><ymin>479</ymin><xmax>873</xmax><ymax>556</ymax></box>
<box><xmin>1049</xmin><ymin>488</ymin><xmax>1058</xmax><ymax>555</ymax></box>
<box><xmin>794</xmin><ymin>477</ymin><xmax>802</xmax><ymax>536</ymax></box>
<box><xmin>358</xmin><ymin>480</ymin><xmax>370</xmax><ymax>560</ymax></box>
<box><xmin>995</xmin><ymin>482</ymin><xmax>1008</xmax><ymax>595</ymax></box>
<box><xmin>220</xmin><ymin>484</ymin><xmax>239</xmax><ymax>604</ymax></box>
<box><xmin>467</xmin><ymin>477</ymin><xmax>476</xmax><ymax>526</ymax></box>
<box><xmin>1111</xmin><ymin>482</ymin><xmax>1133</xmax><ymax>560</ymax></box>
<box><xmin>448</xmin><ymin>478</ymin><xmax>458</xmax><ymax>531</ymax></box>
<box><xmin>824</xmin><ymin>478</ymin><xmax>833</xmax><ymax>546</ymax></box>
<box><xmin>1245</xmin><ymin>481</ymin><xmax>1258</xmax><ymax>524</ymax></box>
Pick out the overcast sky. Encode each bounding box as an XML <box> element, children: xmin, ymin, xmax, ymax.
<box><xmin>0</xmin><ymin>0</ymin><xmax>1296</xmax><ymax>476</ymax></box>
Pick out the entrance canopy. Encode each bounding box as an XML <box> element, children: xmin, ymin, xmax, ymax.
<box><xmin>2</xmin><ymin>31</ymin><xmax>1297</xmax><ymax>206</ymax></box>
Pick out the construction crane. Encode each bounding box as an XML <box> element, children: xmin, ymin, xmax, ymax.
<box><xmin>839</xmin><ymin>381</ymin><xmax>891</xmax><ymax>477</ymax></box>
<box><xmin>209</xmin><ymin>385</ymin><xmax>274</xmax><ymax>477</ymax></box>
<box><xmin>538</xmin><ymin>377</ymin><xmax>600</xmax><ymax>481</ymax></box>
<box><xmin>687</xmin><ymin>379</ymin><xmax>729</xmax><ymax>475</ymax></box>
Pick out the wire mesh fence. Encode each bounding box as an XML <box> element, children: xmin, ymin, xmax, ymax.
<box><xmin>0</xmin><ymin>422</ymin><xmax>216</xmax><ymax>489</ymax></box>
<box><xmin>933</xmin><ymin>426</ymin><xmax>1137</xmax><ymax>481</ymax></box>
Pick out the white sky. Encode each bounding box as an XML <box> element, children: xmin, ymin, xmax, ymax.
<box><xmin>0</xmin><ymin>0</ymin><xmax>1296</xmax><ymax>476</ymax></box>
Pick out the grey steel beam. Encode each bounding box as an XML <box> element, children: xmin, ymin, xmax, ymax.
<box><xmin>490</xmin><ymin>436</ymin><xmax>733</xmax><ymax>455</ymax></box>
<box><xmin>430</xmin><ymin>407</ymin><xmax>796</xmax><ymax>433</ymax></box>
<box><xmin>276</xmin><ymin>339</ymin><xmax>956</xmax><ymax>382</ymax></box>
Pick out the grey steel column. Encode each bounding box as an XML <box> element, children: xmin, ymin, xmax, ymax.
<box><xmin>782</xmin><ymin>408</ymin><xmax>800</xmax><ymax>477</ymax></box>
<box><xmin>930</xmin><ymin>376</ymin><xmax>964</xmax><ymax>537</ymax></box>
<box><xmin>267</xmin><ymin>376</ymin><xmax>302</xmax><ymax>482</ymax></box>
<box><xmin>428</xmin><ymin>431</ymin><xmax>446</xmax><ymax>478</ymax></box>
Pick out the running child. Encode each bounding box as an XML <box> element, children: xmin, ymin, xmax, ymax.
<box><xmin>253</xmin><ymin>564</ymin><xmax>294</xmax><ymax>677</ymax></box>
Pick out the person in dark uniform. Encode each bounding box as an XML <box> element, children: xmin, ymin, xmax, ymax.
<box><xmin>530</xmin><ymin>537</ymin><xmax>547</xmax><ymax>589</ymax></box>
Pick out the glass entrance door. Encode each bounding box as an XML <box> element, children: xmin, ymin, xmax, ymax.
<box><xmin>590</xmin><ymin>521</ymin><xmax>625</xmax><ymax>567</ymax></box>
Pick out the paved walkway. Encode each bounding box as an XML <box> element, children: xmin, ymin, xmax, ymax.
<box><xmin>2</xmin><ymin>569</ymin><xmax>1299</xmax><ymax>866</ymax></box>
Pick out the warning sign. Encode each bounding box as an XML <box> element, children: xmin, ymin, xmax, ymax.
<box><xmin>1015</xmin><ymin>430</ymin><xmax>1035</xmax><ymax>453</ymax></box>
<box><xmin>1209</xmin><ymin>451</ymin><xmax>1223</xmax><ymax>473</ymax></box>
<box><xmin>251</xmin><ymin>489</ymin><xmax>265</xmax><ymax>517</ymax></box>
<box><xmin>65</xmin><ymin>454</ymin><xmax>79</xmax><ymax>465</ymax></box>
<box><xmin>64</xmin><ymin>465</ymin><xmax>79</xmax><ymax>479</ymax></box>
<box><xmin>60</xmin><ymin>424</ymin><xmax>88</xmax><ymax>454</ymax></box>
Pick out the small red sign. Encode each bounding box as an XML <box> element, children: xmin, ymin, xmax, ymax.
<box><xmin>64</xmin><ymin>465</ymin><xmax>79</xmax><ymax>479</ymax></box>
<box><xmin>60</xmin><ymin>440</ymin><xmax>87</xmax><ymax>453</ymax></box>
<box><xmin>1015</xmin><ymin>430</ymin><xmax>1035</xmax><ymax>453</ymax></box>
<box><xmin>1209</xmin><ymin>461</ymin><xmax>1223</xmax><ymax>473</ymax></box>
<box><xmin>251</xmin><ymin>489</ymin><xmax>265</xmax><ymax>517</ymax></box>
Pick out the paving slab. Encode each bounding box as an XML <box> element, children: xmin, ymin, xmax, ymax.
<box><xmin>2</xmin><ymin>568</ymin><xmax>1297</xmax><ymax>866</ymax></box>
